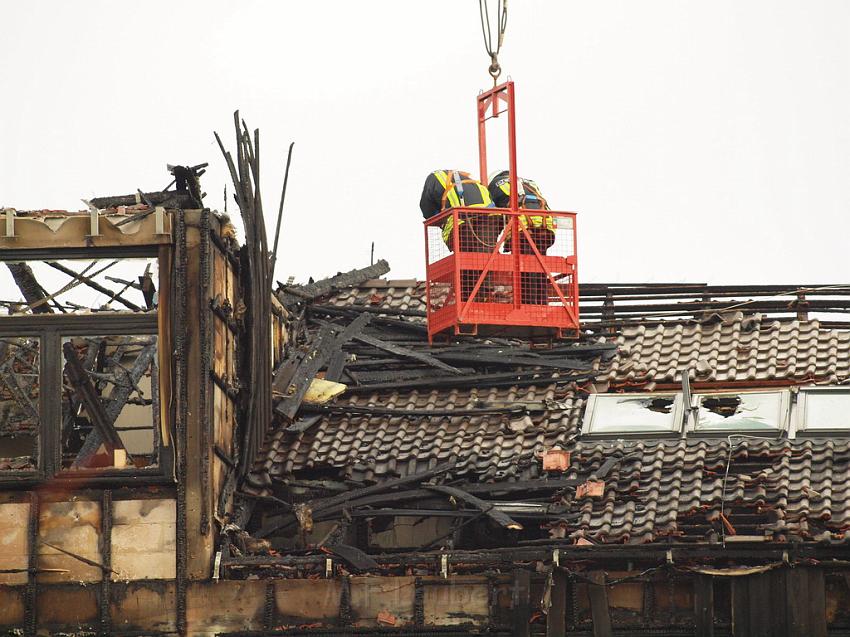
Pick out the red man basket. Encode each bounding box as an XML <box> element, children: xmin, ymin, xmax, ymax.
<box><xmin>424</xmin><ymin>82</ymin><xmax>580</xmax><ymax>342</ymax></box>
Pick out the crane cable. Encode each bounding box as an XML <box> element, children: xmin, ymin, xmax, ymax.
<box><xmin>479</xmin><ymin>0</ymin><xmax>508</xmax><ymax>84</ymax></box>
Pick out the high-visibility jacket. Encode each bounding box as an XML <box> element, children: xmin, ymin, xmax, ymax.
<box><xmin>488</xmin><ymin>173</ymin><xmax>555</xmax><ymax>231</ymax></box>
<box><xmin>420</xmin><ymin>170</ymin><xmax>495</xmax><ymax>243</ymax></box>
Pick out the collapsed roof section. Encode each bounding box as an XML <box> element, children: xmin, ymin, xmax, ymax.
<box><xmin>234</xmin><ymin>273</ymin><xmax>850</xmax><ymax>570</ymax></box>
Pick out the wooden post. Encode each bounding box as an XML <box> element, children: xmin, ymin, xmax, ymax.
<box><xmin>547</xmin><ymin>568</ymin><xmax>568</xmax><ymax>637</ymax></box>
<box><xmin>587</xmin><ymin>571</ymin><xmax>612</xmax><ymax>637</ymax></box>
<box><xmin>807</xmin><ymin>568</ymin><xmax>827</xmax><ymax>637</ymax></box>
<box><xmin>513</xmin><ymin>569</ymin><xmax>531</xmax><ymax>637</ymax></box>
<box><xmin>694</xmin><ymin>575</ymin><xmax>714</xmax><ymax>637</ymax></box>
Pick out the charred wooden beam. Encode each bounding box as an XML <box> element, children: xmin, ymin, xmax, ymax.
<box><xmin>351</xmin><ymin>332</ymin><xmax>464</xmax><ymax>375</ymax></box>
<box><xmin>587</xmin><ymin>571</ymin><xmax>613</xmax><ymax>637</ymax></box>
<box><xmin>694</xmin><ymin>574</ymin><xmax>714</xmax><ymax>637</ymax></box>
<box><xmin>257</xmin><ymin>463</ymin><xmax>455</xmax><ymax>538</ymax></box>
<box><xmin>300</xmin><ymin>403</ymin><xmax>528</xmax><ymax>418</ymax></box>
<box><xmin>343</xmin><ymin>370</ymin><xmax>593</xmax><ymax>393</ymax></box>
<box><xmin>323</xmin><ymin>543</ymin><xmax>378</xmax><ymax>572</ymax></box>
<box><xmin>425</xmin><ymin>484</ymin><xmax>523</xmax><ymax>530</ymax></box>
<box><xmin>89</xmin><ymin>189</ymin><xmax>198</xmax><ymax>209</ymax></box>
<box><xmin>5</xmin><ymin>262</ymin><xmax>53</xmax><ymax>313</ymax></box>
<box><xmin>274</xmin><ymin>313</ymin><xmax>370</xmax><ymax>421</ymax></box>
<box><xmin>311</xmin><ymin>302</ymin><xmax>426</xmax><ymax>318</ymax></box>
<box><xmin>547</xmin><ymin>568</ymin><xmax>569</xmax><ymax>637</ymax></box>
<box><xmin>62</xmin><ymin>342</ymin><xmax>124</xmax><ymax>453</ymax></box>
<box><xmin>432</xmin><ymin>349</ymin><xmax>592</xmax><ymax>371</ymax></box>
<box><xmin>277</xmin><ymin>260</ymin><xmax>390</xmax><ymax>308</ymax></box>
<box><xmin>513</xmin><ymin>569</ymin><xmax>532</xmax><ymax>637</ymax></box>
<box><xmin>70</xmin><ymin>341</ymin><xmax>156</xmax><ymax>468</ymax></box>
<box><xmin>46</xmin><ymin>261</ymin><xmax>141</xmax><ymax>311</ymax></box>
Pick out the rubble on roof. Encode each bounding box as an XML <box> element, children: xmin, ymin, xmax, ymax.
<box><xmin>231</xmin><ymin>273</ymin><xmax>850</xmax><ymax>572</ymax></box>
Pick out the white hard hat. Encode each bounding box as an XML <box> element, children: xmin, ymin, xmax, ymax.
<box><xmin>488</xmin><ymin>170</ymin><xmax>508</xmax><ymax>185</ymax></box>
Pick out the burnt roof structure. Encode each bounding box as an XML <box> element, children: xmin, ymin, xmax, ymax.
<box><xmin>236</xmin><ymin>276</ymin><xmax>850</xmax><ymax>560</ymax></box>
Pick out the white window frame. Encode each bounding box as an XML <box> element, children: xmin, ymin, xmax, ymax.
<box><xmin>687</xmin><ymin>389</ymin><xmax>791</xmax><ymax>436</ymax></box>
<box><xmin>582</xmin><ymin>392</ymin><xmax>685</xmax><ymax>437</ymax></box>
<box><xmin>794</xmin><ymin>386</ymin><xmax>850</xmax><ymax>436</ymax></box>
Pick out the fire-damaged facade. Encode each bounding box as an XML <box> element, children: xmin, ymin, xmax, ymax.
<box><xmin>2</xmin><ymin>162</ymin><xmax>850</xmax><ymax>634</ymax></box>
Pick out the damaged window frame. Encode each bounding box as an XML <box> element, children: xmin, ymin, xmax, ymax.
<box><xmin>687</xmin><ymin>389</ymin><xmax>792</xmax><ymax>437</ymax></box>
<box><xmin>794</xmin><ymin>386</ymin><xmax>850</xmax><ymax>436</ymax></box>
<box><xmin>0</xmin><ymin>247</ymin><xmax>173</xmax><ymax>487</ymax></box>
<box><xmin>0</xmin><ymin>335</ymin><xmax>41</xmax><ymax>477</ymax></box>
<box><xmin>581</xmin><ymin>392</ymin><xmax>686</xmax><ymax>437</ymax></box>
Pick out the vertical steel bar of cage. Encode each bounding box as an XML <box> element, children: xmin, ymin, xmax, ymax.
<box><xmin>424</xmin><ymin>220</ymin><xmax>432</xmax><ymax>343</ymax></box>
<box><xmin>519</xmin><ymin>220</ymin><xmax>577</xmax><ymax>323</ymax></box>
<box><xmin>478</xmin><ymin>96</ymin><xmax>490</xmax><ymax>184</ymax></box>
<box><xmin>452</xmin><ymin>210</ymin><xmax>463</xmax><ymax>327</ymax></box>
<box><xmin>459</xmin><ymin>219</ymin><xmax>511</xmax><ymax>322</ymax></box>
<box><xmin>506</xmin><ymin>82</ymin><xmax>519</xmax><ymax>212</ymax></box>
<box><xmin>571</xmin><ymin>213</ymin><xmax>580</xmax><ymax>322</ymax></box>
<box><xmin>512</xmin><ymin>215</ymin><xmax>522</xmax><ymax>309</ymax></box>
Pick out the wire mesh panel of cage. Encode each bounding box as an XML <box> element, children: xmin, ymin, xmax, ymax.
<box><xmin>424</xmin><ymin>207</ymin><xmax>579</xmax><ymax>342</ymax></box>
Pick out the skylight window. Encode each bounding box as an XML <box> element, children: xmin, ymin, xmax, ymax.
<box><xmin>582</xmin><ymin>393</ymin><xmax>683</xmax><ymax>435</ymax></box>
<box><xmin>796</xmin><ymin>387</ymin><xmax>850</xmax><ymax>433</ymax></box>
<box><xmin>692</xmin><ymin>391</ymin><xmax>790</xmax><ymax>433</ymax></box>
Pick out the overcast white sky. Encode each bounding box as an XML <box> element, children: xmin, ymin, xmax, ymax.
<box><xmin>2</xmin><ymin>1</ymin><xmax>848</xmax><ymax>287</ymax></box>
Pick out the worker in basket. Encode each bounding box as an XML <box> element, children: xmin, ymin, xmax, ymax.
<box><xmin>420</xmin><ymin>169</ymin><xmax>504</xmax><ymax>302</ymax></box>
<box><xmin>488</xmin><ymin>170</ymin><xmax>555</xmax><ymax>305</ymax></box>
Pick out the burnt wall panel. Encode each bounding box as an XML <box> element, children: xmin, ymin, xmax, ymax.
<box><xmin>36</xmin><ymin>584</ymin><xmax>99</xmax><ymax>631</ymax></box>
<box><xmin>111</xmin><ymin>498</ymin><xmax>176</xmax><ymax>580</ymax></box>
<box><xmin>274</xmin><ymin>579</ymin><xmax>343</xmax><ymax>624</ymax></box>
<box><xmin>350</xmin><ymin>576</ymin><xmax>415</xmax><ymax>627</ymax></box>
<box><xmin>0</xmin><ymin>502</ymin><xmax>29</xmax><ymax>585</ymax></box>
<box><xmin>37</xmin><ymin>499</ymin><xmax>101</xmax><ymax>583</ymax></box>
<box><xmin>423</xmin><ymin>580</ymin><xmax>490</xmax><ymax>626</ymax></box>
<box><xmin>185</xmin><ymin>579</ymin><xmax>266</xmax><ymax>634</ymax></box>
<box><xmin>0</xmin><ymin>585</ymin><xmax>25</xmax><ymax>627</ymax></box>
<box><xmin>110</xmin><ymin>580</ymin><xmax>177</xmax><ymax>634</ymax></box>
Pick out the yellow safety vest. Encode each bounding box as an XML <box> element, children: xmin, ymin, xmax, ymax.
<box><xmin>433</xmin><ymin>170</ymin><xmax>494</xmax><ymax>243</ymax></box>
<box><xmin>495</xmin><ymin>179</ymin><xmax>555</xmax><ymax>231</ymax></box>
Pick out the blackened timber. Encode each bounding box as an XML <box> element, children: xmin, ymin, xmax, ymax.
<box><xmin>274</xmin><ymin>313</ymin><xmax>370</xmax><ymax>420</ymax></box>
<box><xmin>432</xmin><ymin>349</ymin><xmax>592</xmax><ymax>371</ymax></box>
<box><xmin>807</xmin><ymin>568</ymin><xmax>828</xmax><ymax>637</ymax></box>
<box><xmin>460</xmin><ymin>479</ymin><xmax>582</xmax><ymax>496</ymax></box>
<box><xmin>257</xmin><ymin>463</ymin><xmax>455</xmax><ymax>538</ymax></box>
<box><xmin>343</xmin><ymin>370</ymin><xmax>592</xmax><ymax>393</ymax></box>
<box><xmin>512</xmin><ymin>569</ymin><xmax>532</xmax><ymax>637</ymax></box>
<box><xmin>5</xmin><ymin>262</ymin><xmax>52</xmax><ymax>313</ymax></box>
<box><xmin>46</xmin><ymin>261</ymin><xmax>141</xmax><ymax>311</ymax></box>
<box><xmin>90</xmin><ymin>190</ymin><xmax>198</xmax><ymax>209</ymax></box>
<box><xmin>283</xmin><ymin>414</ymin><xmax>321</xmax><ymax>434</ymax></box>
<box><xmin>300</xmin><ymin>403</ymin><xmax>527</xmax><ymax>418</ymax></box>
<box><xmin>311</xmin><ymin>302</ymin><xmax>426</xmax><ymax>318</ymax></box>
<box><xmin>62</xmin><ymin>342</ymin><xmax>124</xmax><ymax>452</ymax></box>
<box><xmin>587</xmin><ymin>570</ymin><xmax>613</xmax><ymax>637</ymax></box>
<box><xmin>425</xmin><ymin>485</ymin><xmax>523</xmax><ymax>530</ymax></box>
<box><xmin>351</xmin><ymin>332</ymin><xmax>464</xmax><ymax>374</ymax></box>
<box><xmin>277</xmin><ymin>259</ymin><xmax>390</xmax><ymax>308</ymax></box>
<box><xmin>547</xmin><ymin>568</ymin><xmax>568</xmax><ymax>637</ymax></box>
<box><xmin>325</xmin><ymin>350</ymin><xmax>347</xmax><ymax>382</ymax></box>
<box><xmin>324</xmin><ymin>543</ymin><xmax>379</xmax><ymax>571</ymax></box>
<box><xmin>694</xmin><ymin>574</ymin><xmax>714</xmax><ymax>637</ymax></box>
<box><xmin>71</xmin><ymin>341</ymin><xmax>156</xmax><ymax>468</ymax></box>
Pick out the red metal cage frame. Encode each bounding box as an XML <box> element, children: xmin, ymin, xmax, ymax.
<box><xmin>424</xmin><ymin>81</ymin><xmax>580</xmax><ymax>342</ymax></box>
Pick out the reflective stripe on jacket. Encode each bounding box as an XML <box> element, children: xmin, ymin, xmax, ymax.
<box><xmin>490</xmin><ymin>176</ymin><xmax>554</xmax><ymax>231</ymax></box>
<box><xmin>423</xmin><ymin>170</ymin><xmax>495</xmax><ymax>243</ymax></box>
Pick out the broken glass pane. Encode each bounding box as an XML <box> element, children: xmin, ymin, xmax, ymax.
<box><xmin>0</xmin><ymin>257</ymin><xmax>158</xmax><ymax>315</ymax></box>
<box><xmin>801</xmin><ymin>390</ymin><xmax>850</xmax><ymax>430</ymax></box>
<box><xmin>60</xmin><ymin>334</ymin><xmax>158</xmax><ymax>470</ymax></box>
<box><xmin>585</xmin><ymin>394</ymin><xmax>681</xmax><ymax>434</ymax></box>
<box><xmin>0</xmin><ymin>337</ymin><xmax>40</xmax><ymax>471</ymax></box>
<box><xmin>696</xmin><ymin>392</ymin><xmax>785</xmax><ymax>431</ymax></box>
